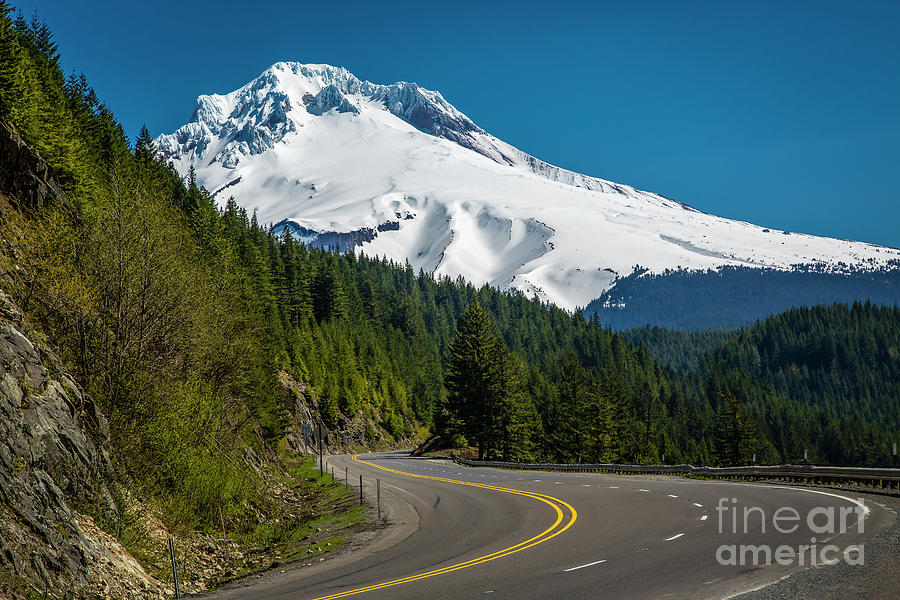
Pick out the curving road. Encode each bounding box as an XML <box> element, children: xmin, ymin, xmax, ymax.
<box><xmin>206</xmin><ymin>451</ymin><xmax>894</xmax><ymax>599</ymax></box>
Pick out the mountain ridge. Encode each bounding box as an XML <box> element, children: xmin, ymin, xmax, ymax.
<box><xmin>156</xmin><ymin>61</ymin><xmax>900</xmax><ymax>311</ymax></box>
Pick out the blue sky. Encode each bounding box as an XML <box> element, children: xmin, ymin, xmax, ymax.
<box><xmin>15</xmin><ymin>0</ymin><xmax>900</xmax><ymax>247</ymax></box>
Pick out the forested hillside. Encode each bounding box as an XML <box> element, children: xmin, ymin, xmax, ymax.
<box><xmin>587</xmin><ymin>265</ymin><xmax>900</xmax><ymax>330</ymax></box>
<box><xmin>694</xmin><ymin>303</ymin><xmax>900</xmax><ymax>465</ymax></box>
<box><xmin>623</xmin><ymin>303</ymin><xmax>900</xmax><ymax>466</ymax></box>
<box><xmin>0</xmin><ymin>6</ymin><xmax>400</xmax><ymax>595</ymax></box>
<box><xmin>621</xmin><ymin>327</ymin><xmax>733</xmax><ymax>371</ymax></box>
<box><xmin>1</xmin><ymin>8</ymin><xmax>898</xmax><ymax>584</ymax></box>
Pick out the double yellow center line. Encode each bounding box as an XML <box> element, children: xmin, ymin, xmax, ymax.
<box><xmin>311</xmin><ymin>455</ymin><xmax>577</xmax><ymax>600</ymax></box>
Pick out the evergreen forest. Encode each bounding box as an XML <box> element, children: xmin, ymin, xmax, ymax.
<box><xmin>587</xmin><ymin>265</ymin><xmax>900</xmax><ymax>330</ymax></box>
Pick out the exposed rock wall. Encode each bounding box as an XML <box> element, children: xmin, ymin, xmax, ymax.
<box><xmin>271</xmin><ymin>219</ymin><xmax>403</xmax><ymax>253</ymax></box>
<box><xmin>279</xmin><ymin>370</ymin><xmax>419</xmax><ymax>456</ymax></box>
<box><xmin>0</xmin><ymin>122</ymin><xmax>67</xmax><ymax>209</ymax></box>
<box><xmin>0</xmin><ymin>289</ymin><xmax>165</xmax><ymax>599</ymax></box>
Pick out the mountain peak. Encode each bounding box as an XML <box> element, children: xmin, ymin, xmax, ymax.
<box><xmin>155</xmin><ymin>62</ymin><xmax>900</xmax><ymax>310</ymax></box>
<box><xmin>161</xmin><ymin>61</ymin><xmax>471</xmax><ymax>168</ymax></box>
<box><xmin>161</xmin><ymin>60</ymin><xmax>642</xmax><ymax>195</ymax></box>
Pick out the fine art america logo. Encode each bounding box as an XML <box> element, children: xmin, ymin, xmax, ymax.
<box><xmin>715</xmin><ymin>497</ymin><xmax>866</xmax><ymax>566</ymax></box>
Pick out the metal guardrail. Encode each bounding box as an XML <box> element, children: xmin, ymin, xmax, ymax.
<box><xmin>451</xmin><ymin>455</ymin><xmax>900</xmax><ymax>491</ymax></box>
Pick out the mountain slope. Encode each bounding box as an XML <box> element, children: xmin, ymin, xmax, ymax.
<box><xmin>587</xmin><ymin>265</ymin><xmax>900</xmax><ymax>330</ymax></box>
<box><xmin>156</xmin><ymin>62</ymin><xmax>900</xmax><ymax>310</ymax></box>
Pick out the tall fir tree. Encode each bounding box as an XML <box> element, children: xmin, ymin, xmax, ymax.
<box><xmin>446</xmin><ymin>300</ymin><xmax>512</xmax><ymax>458</ymax></box>
<box><xmin>715</xmin><ymin>391</ymin><xmax>759</xmax><ymax>465</ymax></box>
<box><xmin>134</xmin><ymin>123</ymin><xmax>155</xmax><ymax>165</ymax></box>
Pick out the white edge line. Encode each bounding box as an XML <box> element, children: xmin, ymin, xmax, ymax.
<box><xmin>715</xmin><ymin>481</ymin><xmax>874</xmax><ymax>521</ymax></box>
<box><xmin>563</xmin><ymin>559</ymin><xmax>607</xmax><ymax>572</ymax></box>
<box><xmin>665</xmin><ymin>533</ymin><xmax>685</xmax><ymax>541</ymax></box>
<box><xmin>722</xmin><ymin>573</ymin><xmax>793</xmax><ymax>599</ymax></box>
<box><xmin>773</xmin><ymin>486</ymin><xmax>871</xmax><ymax>519</ymax></box>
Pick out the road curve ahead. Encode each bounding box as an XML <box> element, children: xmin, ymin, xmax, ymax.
<box><xmin>206</xmin><ymin>451</ymin><xmax>895</xmax><ymax>600</ymax></box>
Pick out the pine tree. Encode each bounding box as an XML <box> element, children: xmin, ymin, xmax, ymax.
<box><xmin>0</xmin><ymin>3</ymin><xmax>26</xmax><ymax>123</ymax></box>
<box><xmin>715</xmin><ymin>391</ymin><xmax>758</xmax><ymax>465</ymax></box>
<box><xmin>494</xmin><ymin>352</ymin><xmax>536</xmax><ymax>461</ymax></box>
<box><xmin>29</xmin><ymin>12</ymin><xmax>58</xmax><ymax>67</ymax></box>
<box><xmin>312</xmin><ymin>259</ymin><xmax>346</xmax><ymax>321</ymax></box>
<box><xmin>134</xmin><ymin>123</ymin><xmax>155</xmax><ymax>164</ymax></box>
<box><xmin>552</xmin><ymin>353</ymin><xmax>591</xmax><ymax>462</ymax></box>
<box><xmin>445</xmin><ymin>300</ymin><xmax>508</xmax><ymax>459</ymax></box>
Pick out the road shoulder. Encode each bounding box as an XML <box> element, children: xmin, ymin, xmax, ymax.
<box><xmin>193</xmin><ymin>456</ymin><xmax>420</xmax><ymax>599</ymax></box>
<box><xmin>732</xmin><ymin>491</ymin><xmax>899</xmax><ymax>600</ymax></box>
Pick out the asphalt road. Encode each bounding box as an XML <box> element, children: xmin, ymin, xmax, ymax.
<box><xmin>206</xmin><ymin>451</ymin><xmax>895</xmax><ymax>600</ymax></box>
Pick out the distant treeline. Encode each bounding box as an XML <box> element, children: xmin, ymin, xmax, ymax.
<box><xmin>625</xmin><ymin>302</ymin><xmax>900</xmax><ymax>465</ymax></box>
<box><xmin>586</xmin><ymin>265</ymin><xmax>900</xmax><ymax>330</ymax></box>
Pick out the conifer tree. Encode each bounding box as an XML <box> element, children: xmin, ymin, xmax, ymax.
<box><xmin>445</xmin><ymin>300</ymin><xmax>508</xmax><ymax>458</ymax></box>
<box><xmin>312</xmin><ymin>259</ymin><xmax>346</xmax><ymax>321</ymax></box>
<box><xmin>494</xmin><ymin>352</ymin><xmax>537</xmax><ymax>461</ymax></box>
<box><xmin>134</xmin><ymin>123</ymin><xmax>155</xmax><ymax>164</ymax></box>
<box><xmin>0</xmin><ymin>3</ymin><xmax>26</xmax><ymax>124</ymax></box>
<box><xmin>552</xmin><ymin>354</ymin><xmax>591</xmax><ymax>462</ymax></box>
<box><xmin>715</xmin><ymin>391</ymin><xmax>758</xmax><ymax>465</ymax></box>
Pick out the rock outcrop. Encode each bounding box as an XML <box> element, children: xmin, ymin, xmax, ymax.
<box><xmin>279</xmin><ymin>370</ymin><xmax>419</xmax><ymax>456</ymax></box>
<box><xmin>0</xmin><ymin>289</ymin><xmax>165</xmax><ymax>599</ymax></box>
<box><xmin>0</xmin><ymin>122</ymin><xmax>67</xmax><ymax>209</ymax></box>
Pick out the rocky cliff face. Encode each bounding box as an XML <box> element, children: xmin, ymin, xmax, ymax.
<box><xmin>0</xmin><ymin>289</ymin><xmax>165</xmax><ymax>599</ymax></box>
<box><xmin>279</xmin><ymin>370</ymin><xmax>419</xmax><ymax>456</ymax></box>
<box><xmin>0</xmin><ymin>122</ymin><xmax>67</xmax><ymax>209</ymax></box>
<box><xmin>271</xmin><ymin>219</ymin><xmax>404</xmax><ymax>253</ymax></box>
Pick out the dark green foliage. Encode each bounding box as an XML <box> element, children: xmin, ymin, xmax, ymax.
<box><xmin>444</xmin><ymin>301</ymin><xmax>535</xmax><ymax>459</ymax></box>
<box><xmin>715</xmin><ymin>391</ymin><xmax>759</xmax><ymax>466</ymax></box>
<box><xmin>629</xmin><ymin>303</ymin><xmax>900</xmax><ymax>466</ymax></box>
<box><xmin>445</xmin><ymin>301</ymin><xmax>504</xmax><ymax>458</ymax></box>
<box><xmin>698</xmin><ymin>302</ymin><xmax>900</xmax><ymax>465</ymax></box>
<box><xmin>311</xmin><ymin>257</ymin><xmax>346</xmax><ymax>321</ymax></box>
<box><xmin>587</xmin><ymin>266</ymin><xmax>900</xmax><ymax>330</ymax></box>
<box><xmin>133</xmin><ymin>123</ymin><xmax>155</xmax><ymax>164</ymax></box>
<box><xmin>622</xmin><ymin>326</ymin><xmax>733</xmax><ymax>371</ymax></box>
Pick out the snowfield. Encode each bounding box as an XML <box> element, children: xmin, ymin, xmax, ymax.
<box><xmin>156</xmin><ymin>62</ymin><xmax>900</xmax><ymax>310</ymax></box>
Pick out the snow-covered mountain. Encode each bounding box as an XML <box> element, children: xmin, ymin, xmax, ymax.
<box><xmin>156</xmin><ymin>62</ymin><xmax>900</xmax><ymax>310</ymax></box>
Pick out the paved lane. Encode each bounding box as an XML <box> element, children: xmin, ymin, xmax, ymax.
<box><xmin>205</xmin><ymin>451</ymin><xmax>894</xmax><ymax>599</ymax></box>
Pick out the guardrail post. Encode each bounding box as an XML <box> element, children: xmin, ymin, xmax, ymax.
<box><xmin>377</xmin><ymin>478</ymin><xmax>381</xmax><ymax>519</ymax></box>
<box><xmin>169</xmin><ymin>537</ymin><xmax>180</xmax><ymax>599</ymax></box>
<box><xmin>359</xmin><ymin>474</ymin><xmax>363</xmax><ymax>506</ymax></box>
<box><xmin>318</xmin><ymin>422</ymin><xmax>324</xmax><ymax>475</ymax></box>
